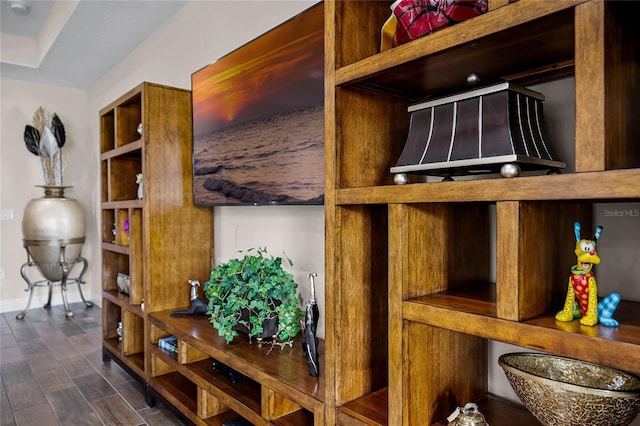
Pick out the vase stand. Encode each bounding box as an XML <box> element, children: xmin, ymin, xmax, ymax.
<box><xmin>16</xmin><ymin>239</ymin><xmax>93</xmax><ymax>319</ymax></box>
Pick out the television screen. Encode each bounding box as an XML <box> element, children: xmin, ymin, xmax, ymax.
<box><xmin>191</xmin><ymin>3</ymin><xmax>324</xmax><ymax>206</ymax></box>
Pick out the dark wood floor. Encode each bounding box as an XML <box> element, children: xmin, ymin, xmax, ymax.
<box><xmin>1</xmin><ymin>302</ymin><xmax>186</xmax><ymax>426</ymax></box>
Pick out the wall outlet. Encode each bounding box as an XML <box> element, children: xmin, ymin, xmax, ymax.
<box><xmin>0</xmin><ymin>209</ymin><xmax>13</xmax><ymax>220</ymax></box>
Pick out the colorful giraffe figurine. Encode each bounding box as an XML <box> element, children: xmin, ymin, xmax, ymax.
<box><xmin>555</xmin><ymin>222</ymin><xmax>621</xmax><ymax>327</ymax></box>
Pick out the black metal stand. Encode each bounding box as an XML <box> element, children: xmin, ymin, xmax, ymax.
<box><xmin>16</xmin><ymin>240</ymin><xmax>92</xmax><ymax>319</ymax></box>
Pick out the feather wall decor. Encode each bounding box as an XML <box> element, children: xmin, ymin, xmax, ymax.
<box><xmin>23</xmin><ymin>107</ymin><xmax>66</xmax><ymax>186</ymax></box>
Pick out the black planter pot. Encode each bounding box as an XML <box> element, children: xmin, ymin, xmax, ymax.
<box><xmin>232</xmin><ymin>308</ymin><xmax>278</xmax><ymax>340</ymax></box>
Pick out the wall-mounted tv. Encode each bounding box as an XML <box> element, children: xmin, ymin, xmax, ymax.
<box><xmin>191</xmin><ymin>2</ymin><xmax>324</xmax><ymax>206</ymax></box>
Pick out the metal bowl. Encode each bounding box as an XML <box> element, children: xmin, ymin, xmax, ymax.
<box><xmin>499</xmin><ymin>353</ymin><xmax>640</xmax><ymax>426</ymax></box>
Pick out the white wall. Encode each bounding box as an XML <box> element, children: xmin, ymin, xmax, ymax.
<box><xmin>0</xmin><ymin>79</ymin><xmax>95</xmax><ymax>311</ymax></box>
<box><xmin>1</xmin><ymin>1</ymin><xmax>325</xmax><ymax>336</ymax></box>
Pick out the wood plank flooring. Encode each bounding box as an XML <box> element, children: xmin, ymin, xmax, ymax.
<box><xmin>1</xmin><ymin>303</ymin><xmax>186</xmax><ymax>426</ymax></box>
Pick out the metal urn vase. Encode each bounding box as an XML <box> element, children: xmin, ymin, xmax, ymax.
<box><xmin>19</xmin><ymin>185</ymin><xmax>92</xmax><ymax>319</ymax></box>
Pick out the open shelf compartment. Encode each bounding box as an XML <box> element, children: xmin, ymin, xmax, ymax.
<box><xmin>334</xmin><ymin>0</ymin><xmax>639</xmax><ymax>194</ymax></box>
<box><xmin>114</xmin><ymin>92</ymin><xmax>142</xmax><ymax>149</ymax></box>
<box><xmin>391</xmin><ymin>202</ymin><xmax>493</xmax><ymax>312</ymax></box>
<box><xmin>333</xmin><ymin>205</ymin><xmax>389</xmax><ymax>408</ymax></box>
<box><xmin>106</xmin><ymin>156</ymin><xmax>142</xmax><ymax>202</ymax></box>
<box><xmin>149</xmin><ymin>320</ymin><xmax>316</xmax><ymax>425</ymax></box>
<box><xmin>102</xmin><ymin>299</ymin><xmax>145</xmax><ymax>376</ymax></box>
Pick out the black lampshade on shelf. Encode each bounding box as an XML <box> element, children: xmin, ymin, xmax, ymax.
<box><xmin>390</xmin><ymin>81</ymin><xmax>566</xmax><ymax>182</ymax></box>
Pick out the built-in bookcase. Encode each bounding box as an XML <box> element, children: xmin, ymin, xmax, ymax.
<box><xmin>324</xmin><ymin>1</ymin><xmax>640</xmax><ymax>424</ymax></box>
<box><xmin>100</xmin><ymin>81</ymin><xmax>213</xmax><ymax>382</ymax></box>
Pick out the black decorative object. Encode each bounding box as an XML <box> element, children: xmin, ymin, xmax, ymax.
<box><xmin>231</xmin><ymin>308</ymin><xmax>279</xmax><ymax>341</ymax></box>
<box><xmin>171</xmin><ymin>280</ymin><xmax>208</xmax><ymax>316</ymax></box>
<box><xmin>302</xmin><ymin>272</ymin><xmax>320</xmax><ymax>377</ymax></box>
<box><xmin>212</xmin><ymin>359</ymin><xmax>248</xmax><ymax>384</ymax></box>
<box><xmin>222</xmin><ymin>418</ymin><xmax>253</xmax><ymax>426</ymax></box>
<box><xmin>391</xmin><ymin>81</ymin><xmax>565</xmax><ymax>181</ymax></box>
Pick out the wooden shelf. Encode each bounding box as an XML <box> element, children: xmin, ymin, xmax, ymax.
<box><xmin>103</xmin><ymin>337</ymin><xmax>145</xmax><ymax>377</ymax></box>
<box><xmin>336</xmin><ymin>1</ymin><xmax>582</xmax><ymax>100</ymax></box>
<box><xmin>338</xmin><ymin>390</ymin><xmax>537</xmax><ymax>426</ymax></box>
<box><xmin>336</xmin><ymin>169</ymin><xmax>640</xmax><ymax>204</ymax></box>
<box><xmin>432</xmin><ymin>395</ymin><xmax>538</xmax><ymax>426</ymax></box>
<box><xmin>183</xmin><ymin>358</ymin><xmax>262</xmax><ymax>415</ymax></box>
<box><xmin>411</xmin><ymin>285</ymin><xmax>497</xmax><ymax>318</ymax></box>
<box><xmin>102</xmin><ymin>290</ymin><xmax>143</xmax><ymax>314</ymax></box>
<box><xmin>152</xmin><ymin>372</ymin><xmax>199</xmax><ymax>420</ymax></box>
<box><xmin>100</xmin><ymin>138</ymin><xmax>142</xmax><ymax>160</ymax></box>
<box><xmin>337</xmin><ymin>387</ymin><xmax>388</xmax><ymax>426</ymax></box>
<box><xmin>101</xmin><ymin>200</ymin><xmax>144</xmax><ymax>209</ymax></box>
<box><xmin>101</xmin><ymin>242</ymin><xmax>130</xmax><ymax>255</ymax></box>
<box><xmin>148</xmin><ymin>310</ymin><xmax>325</xmax><ymax>410</ymax></box>
<box><xmin>271</xmin><ymin>409</ymin><xmax>315</xmax><ymax>426</ymax></box>
<box><xmin>403</xmin><ymin>299</ymin><xmax>640</xmax><ymax>375</ymax></box>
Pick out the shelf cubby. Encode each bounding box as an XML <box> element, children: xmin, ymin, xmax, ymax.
<box><xmin>333</xmin><ymin>204</ymin><xmax>389</xmax><ymax>407</ymax></box>
<box><xmin>495</xmin><ymin>200</ymin><xmax>591</xmax><ymax>321</ymax></box>
<box><xmin>336</xmin><ymin>387</ymin><xmax>388</xmax><ymax>426</ymax></box>
<box><xmin>102</xmin><ymin>299</ymin><xmax>121</xmax><ymax>343</ymax></box>
<box><xmin>403</xmin><ymin>322</ymin><xmax>487</xmax><ymax>425</ymax></box>
<box><xmin>101</xmin><ymin>209</ymin><xmax>115</xmax><ymax>243</ymax></box>
<box><xmin>185</xmin><ymin>358</ymin><xmax>262</xmax><ymax>414</ymax></box>
<box><xmin>152</xmin><ymin>371</ymin><xmax>199</xmax><ymax>418</ymax></box>
<box><xmin>336</xmin><ymin>3</ymin><xmax>579</xmax><ymax>98</ymax></box>
<box><xmin>105</xmin><ymin>156</ymin><xmax>142</xmax><ymax>202</ymax></box>
<box><xmin>335</xmin><ymin>87</ymin><xmax>409</xmax><ymax>189</ymax></box>
<box><xmin>115</xmin><ymin>209</ymin><xmax>130</xmax><ymax>246</ymax></box>
<box><xmin>115</xmin><ymin>93</ymin><xmax>142</xmax><ymax>148</ymax></box>
<box><xmin>431</xmin><ymin>395</ymin><xmax>537</xmax><ymax>426</ymax></box>
<box><xmin>102</xmin><ymin>299</ymin><xmax>145</xmax><ymax>377</ymax></box>
<box><xmin>391</xmin><ymin>202</ymin><xmax>491</xmax><ymax>302</ymax></box>
<box><xmin>122</xmin><ymin>309</ymin><xmax>144</xmax><ymax>357</ymax></box>
<box><xmin>101</xmin><ymin>250</ymin><xmax>129</xmax><ymax>292</ymax></box>
<box><xmin>100</xmin><ymin>109</ymin><xmax>115</xmax><ymax>153</ymax></box>
<box><xmin>152</xmin><ymin>369</ymin><xmax>244</xmax><ymax>425</ymax></box>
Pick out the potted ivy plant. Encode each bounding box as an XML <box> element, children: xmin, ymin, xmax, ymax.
<box><xmin>204</xmin><ymin>247</ymin><xmax>304</xmax><ymax>346</ymax></box>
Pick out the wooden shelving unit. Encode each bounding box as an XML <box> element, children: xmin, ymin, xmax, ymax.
<box><xmin>147</xmin><ymin>310</ymin><xmax>325</xmax><ymax>425</ymax></box>
<box><xmin>99</xmin><ymin>81</ymin><xmax>213</xmax><ymax>391</ymax></box>
<box><xmin>100</xmin><ymin>81</ymin><xmax>326</xmax><ymax>425</ymax></box>
<box><xmin>100</xmin><ymin>79</ymin><xmax>325</xmax><ymax>426</ymax></box>
<box><xmin>324</xmin><ymin>0</ymin><xmax>639</xmax><ymax>425</ymax></box>
<box><xmin>99</xmin><ymin>2</ymin><xmax>640</xmax><ymax>423</ymax></box>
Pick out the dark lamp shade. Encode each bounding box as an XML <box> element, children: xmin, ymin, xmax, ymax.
<box><xmin>390</xmin><ymin>82</ymin><xmax>566</xmax><ymax>177</ymax></box>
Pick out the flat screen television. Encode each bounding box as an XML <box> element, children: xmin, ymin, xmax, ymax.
<box><xmin>191</xmin><ymin>2</ymin><xmax>324</xmax><ymax>206</ymax></box>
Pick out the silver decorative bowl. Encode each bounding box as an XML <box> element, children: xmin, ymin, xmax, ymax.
<box><xmin>499</xmin><ymin>353</ymin><xmax>640</xmax><ymax>426</ymax></box>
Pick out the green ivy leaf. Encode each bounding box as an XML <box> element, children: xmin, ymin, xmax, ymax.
<box><xmin>203</xmin><ymin>247</ymin><xmax>304</xmax><ymax>346</ymax></box>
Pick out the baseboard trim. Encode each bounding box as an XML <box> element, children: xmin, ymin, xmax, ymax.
<box><xmin>0</xmin><ymin>289</ymin><xmax>101</xmax><ymax>314</ymax></box>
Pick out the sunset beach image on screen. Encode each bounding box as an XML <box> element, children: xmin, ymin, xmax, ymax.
<box><xmin>191</xmin><ymin>3</ymin><xmax>324</xmax><ymax>206</ymax></box>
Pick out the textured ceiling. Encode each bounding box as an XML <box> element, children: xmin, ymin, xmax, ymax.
<box><xmin>0</xmin><ymin>0</ymin><xmax>187</xmax><ymax>89</ymax></box>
